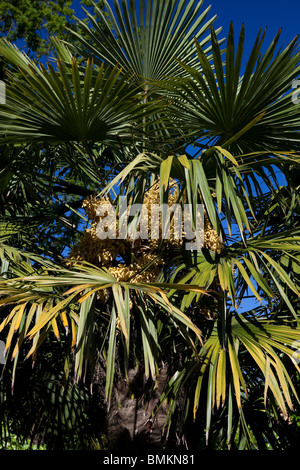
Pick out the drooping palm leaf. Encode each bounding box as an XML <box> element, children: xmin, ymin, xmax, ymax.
<box><xmin>101</xmin><ymin>147</ymin><xmax>300</xmax><ymax>247</ymax></box>
<box><xmin>0</xmin><ymin>253</ymin><xmax>207</xmax><ymax>396</ymax></box>
<box><xmin>156</xmin><ymin>312</ymin><xmax>300</xmax><ymax>446</ymax></box>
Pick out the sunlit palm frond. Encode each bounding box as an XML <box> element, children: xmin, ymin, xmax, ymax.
<box><xmin>0</xmin><ymin>254</ymin><xmax>207</xmax><ymax>399</ymax></box>
<box><xmin>156</xmin><ymin>312</ymin><xmax>300</xmax><ymax>447</ymax></box>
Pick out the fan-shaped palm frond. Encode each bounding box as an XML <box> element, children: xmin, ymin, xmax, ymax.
<box><xmin>101</xmin><ymin>147</ymin><xmax>300</xmax><ymax>240</ymax></box>
<box><xmin>0</xmin><ymin>40</ymin><xmax>162</xmax><ymax>146</ymax></box>
<box><xmin>68</xmin><ymin>0</ymin><xmax>222</xmax><ymax>86</ymax></box>
<box><xmin>163</xmin><ymin>23</ymin><xmax>300</xmax><ymax>153</ymax></box>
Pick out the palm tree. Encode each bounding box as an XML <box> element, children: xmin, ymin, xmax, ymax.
<box><xmin>0</xmin><ymin>0</ymin><xmax>300</xmax><ymax>450</ymax></box>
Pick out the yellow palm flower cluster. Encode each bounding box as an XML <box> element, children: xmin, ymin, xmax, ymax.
<box><xmin>203</xmin><ymin>219</ymin><xmax>223</xmax><ymax>254</ymax></box>
<box><xmin>68</xmin><ymin>180</ymin><xmax>181</xmax><ymax>281</ymax></box>
<box><xmin>67</xmin><ymin>179</ymin><xmax>223</xmax><ymax>287</ymax></box>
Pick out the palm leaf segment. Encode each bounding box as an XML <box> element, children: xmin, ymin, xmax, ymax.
<box><xmin>157</xmin><ymin>313</ymin><xmax>300</xmax><ymax>448</ymax></box>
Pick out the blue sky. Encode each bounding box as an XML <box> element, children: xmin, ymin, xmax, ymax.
<box><xmin>209</xmin><ymin>0</ymin><xmax>299</xmax><ymax>46</ymax></box>
<box><xmin>72</xmin><ymin>0</ymin><xmax>299</xmax><ymax>51</ymax></box>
